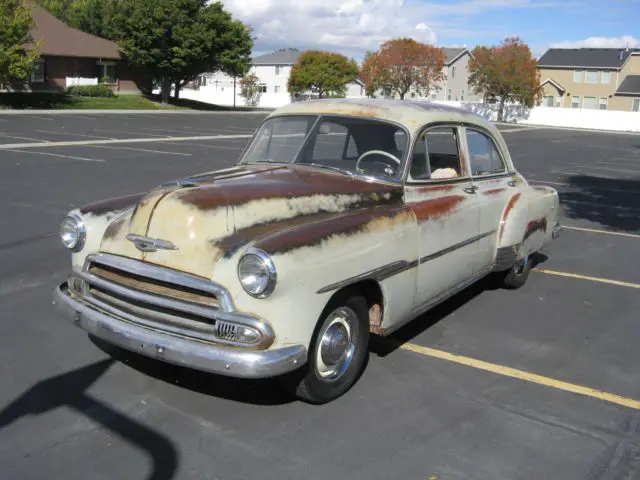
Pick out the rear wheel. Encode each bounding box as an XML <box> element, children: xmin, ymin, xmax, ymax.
<box><xmin>498</xmin><ymin>253</ymin><xmax>532</xmax><ymax>289</ymax></box>
<box><xmin>290</xmin><ymin>291</ymin><xmax>369</xmax><ymax>404</ymax></box>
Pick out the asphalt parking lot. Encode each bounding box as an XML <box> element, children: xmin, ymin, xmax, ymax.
<box><xmin>0</xmin><ymin>111</ymin><xmax>638</xmax><ymax>480</ymax></box>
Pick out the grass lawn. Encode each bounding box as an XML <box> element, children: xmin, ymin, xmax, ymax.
<box><xmin>0</xmin><ymin>92</ymin><xmax>266</xmax><ymax>111</ymax></box>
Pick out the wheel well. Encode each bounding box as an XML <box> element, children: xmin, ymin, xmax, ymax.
<box><xmin>328</xmin><ymin>280</ymin><xmax>384</xmax><ymax>334</ymax></box>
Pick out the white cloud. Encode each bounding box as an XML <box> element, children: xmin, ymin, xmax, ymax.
<box><xmin>551</xmin><ymin>35</ymin><xmax>639</xmax><ymax>49</ymax></box>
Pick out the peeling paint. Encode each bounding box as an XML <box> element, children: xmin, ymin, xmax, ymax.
<box><xmin>484</xmin><ymin>187</ymin><xmax>506</xmax><ymax>196</ymax></box>
<box><xmin>411</xmin><ymin>195</ymin><xmax>466</xmax><ymax>222</ymax></box>
<box><xmin>523</xmin><ymin>217</ymin><xmax>548</xmax><ymax>243</ymax></box>
<box><xmin>415</xmin><ymin>184</ymin><xmax>456</xmax><ymax>193</ymax></box>
<box><xmin>499</xmin><ymin>193</ymin><xmax>521</xmax><ymax>242</ymax></box>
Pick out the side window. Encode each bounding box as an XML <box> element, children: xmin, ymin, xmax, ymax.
<box><xmin>410</xmin><ymin>127</ymin><xmax>462</xmax><ymax>180</ymax></box>
<box><xmin>466</xmin><ymin>129</ymin><xmax>506</xmax><ymax>176</ymax></box>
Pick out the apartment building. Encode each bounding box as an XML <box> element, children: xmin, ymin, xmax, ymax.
<box><xmin>537</xmin><ymin>47</ymin><xmax>640</xmax><ymax>111</ymax></box>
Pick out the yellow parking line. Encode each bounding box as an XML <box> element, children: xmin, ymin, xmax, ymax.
<box><xmin>400</xmin><ymin>343</ymin><xmax>640</xmax><ymax>410</ymax></box>
<box><xmin>533</xmin><ymin>268</ymin><xmax>640</xmax><ymax>289</ymax></box>
<box><xmin>562</xmin><ymin>226</ymin><xmax>640</xmax><ymax>238</ymax></box>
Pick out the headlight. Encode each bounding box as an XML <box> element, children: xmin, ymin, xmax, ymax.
<box><xmin>60</xmin><ymin>214</ymin><xmax>86</xmax><ymax>252</ymax></box>
<box><xmin>237</xmin><ymin>249</ymin><xmax>277</xmax><ymax>298</ymax></box>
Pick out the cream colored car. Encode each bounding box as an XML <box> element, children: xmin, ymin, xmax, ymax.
<box><xmin>53</xmin><ymin>99</ymin><xmax>561</xmax><ymax>404</ymax></box>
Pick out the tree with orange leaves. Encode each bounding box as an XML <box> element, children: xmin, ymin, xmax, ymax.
<box><xmin>468</xmin><ymin>37</ymin><xmax>541</xmax><ymax>122</ymax></box>
<box><xmin>359</xmin><ymin>38</ymin><xmax>446</xmax><ymax>100</ymax></box>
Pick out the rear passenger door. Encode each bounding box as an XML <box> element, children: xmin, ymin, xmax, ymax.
<box><xmin>461</xmin><ymin>126</ymin><xmax>516</xmax><ymax>269</ymax></box>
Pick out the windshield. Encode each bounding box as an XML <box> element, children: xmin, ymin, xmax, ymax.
<box><xmin>239</xmin><ymin>114</ymin><xmax>409</xmax><ymax>181</ymax></box>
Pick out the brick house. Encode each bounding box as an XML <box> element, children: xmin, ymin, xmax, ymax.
<box><xmin>20</xmin><ymin>4</ymin><xmax>150</xmax><ymax>94</ymax></box>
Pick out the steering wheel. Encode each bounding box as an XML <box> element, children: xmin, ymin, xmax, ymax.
<box><xmin>355</xmin><ymin>150</ymin><xmax>401</xmax><ymax>176</ymax></box>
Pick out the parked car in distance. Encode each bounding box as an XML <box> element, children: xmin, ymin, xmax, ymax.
<box><xmin>53</xmin><ymin>99</ymin><xmax>561</xmax><ymax>404</ymax></box>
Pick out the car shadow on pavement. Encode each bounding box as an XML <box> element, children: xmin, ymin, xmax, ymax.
<box><xmin>89</xmin><ymin>336</ymin><xmax>296</xmax><ymax>406</ymax></box>
<box><xmin>0</xmin><ymin>359</ymin><xmax>179</xmax><ymax>480</ymax></box>
<box><xmin>371</xmin><ymin>252</ymin><xmax>549</xmax><ymax>358</ymax></box>
<box><xmin>560</xmin><ymin>175</ymin><xmax>640</xmax><ymax>232</ymax></box>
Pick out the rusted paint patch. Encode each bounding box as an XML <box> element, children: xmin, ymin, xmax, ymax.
<box><xmin>176</xmin><ymin>166</ymin><xmax>403</xmax><ymax>212</ymax></box>
<box><xmin>498</xmin><ymin>192</ymin><xmax>521</xmax><ymax>242</ymax></box>
<box><xmin>216</xmin><ymin>211</ymin><xmax>340</xmax><ymax>258</ymax></box>
<box><xmin>523</xmin><ymin>217</ymin><xmax>548</xmax><ymax>242</ymax></box>
<box><xmin>256</xmin><ymin>206</ymin><xmax>412</xmax><ymax>255</ymax></box>
<box><xmin>79</xmin><ymin>192</ymin><xmax>144</xmax><ymax>216</ymax></box>
<box><xmin>411</xmin><ymin>195</ymin><xmax>465</xmax><ymax>222</ymax></box>
<box><xmin>103</xmin><ymin>213</ymin><xmax>128</xmax><ymax>240</ymax></box>
<box><xmin>484</xmin><ymin>187</ymin><xmax>506</xmax><ymax>196</ymax></box>
<box><xmin>415</xmin><ymin>184</ymin><xmax>456</xmax><ymax>193</ymax></box>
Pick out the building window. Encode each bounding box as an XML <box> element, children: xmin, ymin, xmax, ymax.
<box><xmin>574</xmin><ymin>70</ymin><xmax>582</xmax><ymax>83</ymax></box>
<box><xmin>599</xmin><ymin>97</ymin><xmax>608</xmax><ymax>110</ymax></box>
<box><xmin>431</xmin><ymin>93</ymin><xmax>437</xmax><ymax>100</ymax></box>
<box><xmin>601</xmin><ymin>71</ymin><xmax>611</xmax><ymax>83</ymax></box>
<box><xmin>542</xmin><ymin>96</ymin><xmax>554</xmax><ymax>107</ymax></box>
<box><xmin>571</xmin><ymin>96</ymin><xmax>580</xmax><ymax>108</ymax></box>
<box><xmin>97</xmin><ymin>61</ymin><xmax>116</xmax><ymax>84</ymax></box>
<box><xmin>633</xmin><ymin>99</ymin><xmax>640</xmax><ymax>112</ymax></box>
<box><xmin>447</xmin><ymin>89</ymin><xmax>451</xmax><ymax>100</ymax></box>
<box><xmin>30</xmin><ymin>59</ymin><xmax>45</xmax><ymax>83</ymax></box>
<box><xmin>275</xmin><ymin>85</ymin><xmax>280</xmax><ymax>93</ymax></box>
<box><xmin>259</xmin><ymin>83</ymin><xmax>267</xmax><ymax>93</ymax></box>
<box><xmin>585</xmin><ymin>71</ymin><xmax>598</xmax><ymax>83</ymax></box>
<box><xmin>460</xmin><ymin>89</ymin><xmax>464</xmax><ymax>101</ymax></box>
<box><xmin>582</xmin><ymin>96</ymin><xmax>597</xmax><ymax>109</ymax></box>
<box><xmin>275</xmin><ymin>66</ymin><xmax>280</xmax><ymax>75</ymax></box>
<box><xmin>451</xmin><ymin>66</ymin><xmax>455</xmax><ymax>79</ymax></box>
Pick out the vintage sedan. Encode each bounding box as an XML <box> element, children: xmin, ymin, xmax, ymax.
<box><xmin>52</xmin><ymin>99</ymin><xmax>561</xmax><ymax>404</ymax></box>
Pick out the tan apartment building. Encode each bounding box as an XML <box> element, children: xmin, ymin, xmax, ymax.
<box><xmin>537</xmin><ymin>47</ymin><xmax>640</xmax><ymax>112</ymax></box>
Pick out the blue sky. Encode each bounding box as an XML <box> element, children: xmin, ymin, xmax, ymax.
<box><xmin>222</xmin><ymin>0</ymin><xmax>639</xmax><ymax>61</ymax></box>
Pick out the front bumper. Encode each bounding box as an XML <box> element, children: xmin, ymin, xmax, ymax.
<box><xmin>53</xmin><ymin>282</ymin><xmax>307</xmax><ymax>379</ymax></box>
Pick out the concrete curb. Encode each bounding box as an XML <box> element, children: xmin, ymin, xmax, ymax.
<box><xmin>0</xmin><ymin>109</ymin><xmax>273</xmax><ymax>115</ymax></box>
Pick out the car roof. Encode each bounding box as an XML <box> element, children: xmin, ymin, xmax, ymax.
<box><xmin>266</xmin><ymin>98</ymin><xmax>496</xmax><ymax>135</ymax></box>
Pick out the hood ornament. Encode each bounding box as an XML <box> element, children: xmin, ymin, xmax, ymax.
<box><xmin>126</xmin><ymin>234</ymin><xmax>178</xmax><ymax>253</ymax></box>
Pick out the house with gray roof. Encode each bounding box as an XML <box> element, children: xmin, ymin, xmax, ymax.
<box><xmin>537</xmin><ymin>47</ymin><xmax>640</xmax><ymax>111</ymax></box>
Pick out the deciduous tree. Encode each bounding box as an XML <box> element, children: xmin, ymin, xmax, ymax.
<box><xmin>0</xmin><ymin>0</ymin><xmax>40</xmax><ymax>89</ymax></box>
<box><xmin>360</xmin><ymin>38</ymin><xmax>446</xmax><ymax>100</ymax></box>
<box><xmin>239</xmin><ymin>73</ymin><xmax>262</xmax><ymax>107</ymax></box>
<box><xmin>109</xmin><ymin>0</ymin><xmax>252</xmax><ymax>103</ymax></box>
<box><xmin>287</xmin><ymin>51</ymin><xmax>359</xmax><ymax>99</ymax></box>
<box><xmin>468</xmin><ymin>37</ymin><xmax>541</xmax><ymax>122</ymax></box>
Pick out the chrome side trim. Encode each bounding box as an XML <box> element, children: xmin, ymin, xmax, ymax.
<box><xmin>419</xmin><ymin>230</ymin><xmax>496</xmax><ymax>265</ymax></box>
<box><xmin>53</xmin><ymin>283</ymin><xmax>307</xmax><ymax>379</ymax></box>
<box><xmin>84</xmin><ymin>253</ymin><xmax>235</xmax><ymax>312</ymax></box>
<box><xmin>316</xmin><ymin>230</ymin><xmax>495</xmax><ymax>294</ymax></box>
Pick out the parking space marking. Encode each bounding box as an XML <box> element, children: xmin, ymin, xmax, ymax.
<box><xmin>527</xmin><ymin>179</ymin><xmax>640</xmax><ymax>195</ymax></box>
<box><xmin>498</xmin><ymin>126</ymin><xmax>546</xmax><ymax>133</ymax></box>
<box><xmin>86</xmin><ymin>145</ymin><xmax>192</xmax><ymax>156</ymax></box>
<box><xmin>26</xmin><ymin>115</ymin><xmax>53</xmax><ymax>121</ymax></box>
<box><xmin>161</xmin><ymin>141</ymin><xmax>243</xmax><ymax>151</ymax></box>
<box><xmin>533</xmin><ymin>268</ymin><xmax>640</xmax><ymax>289</ymax></box>
<box><xmin>400</xmin><ymin>343</ymin><xmax>640</xmax><ymax>410</ymax></box>
<box><xmin>35</xmin><ymin>129</ymin><xmax>114</xmax><ymax>140</ymax></box>
<box><xmin>562</xmin><ymin>226</ymin><xmax>640</xmax><ymax>238</ymax></box>
<box><xmin>0</xmin><ymin>133</ymin><xmax>48</xmax><ymax>143</ymax></box>
<box><xmin>3</xmin><ymin>148</ymin><xmax>105</xmax><ymax>163</ymax></box>
<box><xmin>568</xmin><ymin>164</ymin><xmax>640</xmax><ymax>175</ymax></box>
<box><xmin>0</xmin><ymin>133</ymin><xmax>253</xmax><ymax>149</ymax></box>
<box><xmin>93</xmin><ymin>128</ymin><xmax>169</xmax><ymax>137</ymax></box>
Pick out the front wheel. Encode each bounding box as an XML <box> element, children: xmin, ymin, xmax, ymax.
<box><xmin>497</xmin><ymin>253</ymin><xmax>532</xmax><ymax>289</ymax></box>
<box><xmin>289</xmin><ymin>291</ymin><xmax>370</xmax><ymax>404</ymax></box>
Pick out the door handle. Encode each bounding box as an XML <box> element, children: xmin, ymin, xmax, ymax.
<box><xmin>463</xmin><ymin>185</ymin><xmax>478</xmax><ymax>194</ymax></box>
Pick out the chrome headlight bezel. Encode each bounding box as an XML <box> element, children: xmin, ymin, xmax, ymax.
<box><xmin>60</xmin><ymin>213</ymin><xmax>86</xmax><ymax>252</ymax></box>
<box><xmin>237</xmin><ymin>248</ymin><xmax>277</xmax><ymax>298</ymax></box>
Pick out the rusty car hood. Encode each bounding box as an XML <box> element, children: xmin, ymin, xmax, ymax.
<box><xmin>99</xmin><ymin>164</ymin><xmax>404</xmax><ymax>277</ymax></box>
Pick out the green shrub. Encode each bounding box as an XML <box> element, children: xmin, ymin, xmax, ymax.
<box><xmin>67</xmin><ymin>84</ymin><xmax>115</xmax><ymax>97</ymax></box>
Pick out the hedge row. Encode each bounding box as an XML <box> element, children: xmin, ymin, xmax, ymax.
<box><xmin>67</xmin><ymin>84</ymin><xmax>115</xmax><ymax>97</ymax></box>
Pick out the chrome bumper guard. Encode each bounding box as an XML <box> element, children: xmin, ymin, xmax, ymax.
<box><xmin>52</xmin><ymin>253</ymin><xmax>307</xmax><ymax>378</ymax></box>
<box><xmin>552</xmin><ymin>222</ymin><xmax>562</xmax><ymax>239</ymax></box>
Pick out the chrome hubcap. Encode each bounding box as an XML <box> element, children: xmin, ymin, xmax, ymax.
<box><xmin>315</xmin><ymin>308</ymin><xmax>356</xmax><ymax>381</ymax></box>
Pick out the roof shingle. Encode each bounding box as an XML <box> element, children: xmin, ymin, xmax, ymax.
<box><xmin>616</xmin><ymin>75</ymin><xmax>640</xmax><ymax>95</ymax></box>
<box><xmin>252</xmin><ymin>48</ymin><xmax>302</xmax><ymax>65</ymax></box>
<box><xmin>24</xmin><ymin>4</ymin><xmax>121</xmax><ymax>60</ymax></box>
<box><xmin>537</xmin><ymin>48</ymin><xmax>640</xmax><ymax>69</ymax></box>
<box><xmin>442</xmin><ymin>47</ymin><xmax>466</xmax><ymax>65</ymax></box>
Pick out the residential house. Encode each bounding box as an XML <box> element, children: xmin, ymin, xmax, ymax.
<box><xmin>17</xmin><ymin>4</ymin><xmax>149</xmax><ymax>94</ymax></box>
<box><xmin>537</xmin><ymin>47</ymin><xmax>640</xmax><ymax>111</ymax></box>
<box><xmin>195</xmin><ymin>48</ymin><xmax>366</xmax><ymax>108</ymax></box>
